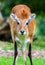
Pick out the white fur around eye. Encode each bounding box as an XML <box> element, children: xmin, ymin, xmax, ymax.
<box><xmin>10</xmin><ymin>13</ymin><xmax>21</xmax><ymax>25</ymax></box>
<box><xmin>25</xmin><ymin>13</ymin><xmax>36</xmax><ymax>25</ymax></box>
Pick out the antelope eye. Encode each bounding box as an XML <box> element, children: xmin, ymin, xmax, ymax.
<box><xmin>17</xmin><ymin>22</ymin><xmax>20</xmax><ymax>25</ymax></box>
<box><xmin>26</xmin><ymin>22</ymin><xmax>28</xmax><ymax>25</ymax></box>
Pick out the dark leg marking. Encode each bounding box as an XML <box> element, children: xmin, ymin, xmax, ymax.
<box><xmin>28</xmin><ymin>44</ymin><xmax>33</xmax><ymax>65</ymax></box>
<box><xmin>13</xmin><ymin>41</ymin><xmax>18</xmax><ymax>65</ymax></box>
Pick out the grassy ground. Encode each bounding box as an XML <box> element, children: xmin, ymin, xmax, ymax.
<box><xmin>0</xmin><ymin>36</ymin><xmax>45</xmax><ymax>65</ymax></box>
<box><xmin>0</xmin><ymin>37</ymin><xmax>45</xmax><ymax>50</ymax></box>
<box><xmin>32</xmin><ymin>39</ymin><xmax>45</xmax><ymax>50</ymax></box>
<box><xmin>0</xmin><ymin>41</ymin><xmax>14</xmax><ymax>50</ymax></box>
<box><xmin>0</xmin><ymin>56</ymin><xmax>45</xmax><ymax>65</ymax></box>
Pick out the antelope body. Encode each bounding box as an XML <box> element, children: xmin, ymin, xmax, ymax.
<box><xmin>9</xmin><ymin>5</ymin><xmax>36</xmax><ymax>65</ymax></box>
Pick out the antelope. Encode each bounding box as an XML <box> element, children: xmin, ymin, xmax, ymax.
<box><xmin>9</xmin><ymin>4</ymin><xmax>36</xmax><ymax>65</ymax></box>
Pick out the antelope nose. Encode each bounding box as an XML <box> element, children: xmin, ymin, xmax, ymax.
<box><xmin>20</xmin><ymin>30</ymin><xmax>24</xmax><ymax>35</ymax></box>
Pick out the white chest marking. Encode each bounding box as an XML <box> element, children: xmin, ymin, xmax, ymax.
<box><xmin>15</xmin><ymin>37</ymin><xmax>30</xmax><ymax>56</ymax></box>
<box><xmin>15</xmin><ymin>37</ymin><xmax>30</xmax><ymax>44</ymax></box>
<box><xmin>25</xmin><ymin>38</ymin><xmax>30</xmax><ymax>44</ymax></box>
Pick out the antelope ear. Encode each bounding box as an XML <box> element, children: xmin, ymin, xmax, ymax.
<box><xmin>10</xmin><ymin>13</ymin><xmax>16</xmax><ymax>21</ymax></box>
<box><xmin>31</xmin><ymin>13</ymin><xmax>36</xmax><ymax>20</ymax></box>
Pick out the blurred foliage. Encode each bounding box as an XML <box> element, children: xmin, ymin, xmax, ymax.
<box><xmin>36</xmin><ymin>15</ymin><xmax>45</xmax><ymax>36</ymax></box>
<box><xmin>0</xmin><ymin>0</ymin><xmax>45</xmax><ymax>16</ymax></box>
<box><xmin>0</xmin><ymin>0</ymin><xmax>45</xmax><ymax>35</ymax></box>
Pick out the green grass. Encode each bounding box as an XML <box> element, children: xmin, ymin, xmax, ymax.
<box><xmin>0</xmin><ymin>56</ymin><xmax>45</xmax><ymax>65</ymax></box>
<box><xmin>0</xmin><ymin>57</ymin><xmax>13</xmax><ymax>65</ymax></box>
<box><xmin>2</xmin><ymin>42</ymin><xmax>14</xmax><ymax>50</ymax></box>
<box><xmin>0</xmin><ymin>41</ymin><xmax>14</xmax><ymax>50</ymax></box>
<box><xmin>0</xmin><ymin>36</ymin><xmax>45</xmax><ymax>50</ymax></box>
<box><xmin>0</xmin><ymin>38</ymin><xmax>45</xmax><ymax>65</ymax></box>
<box><xmin>2</xmin><ymin>40</ymin><xmax>45</xmax><ymax>50</ymax></box>
<box><xmin>32</xmin><ymin>39</ymin><xmax>45</xmax><ymax>50</ymax></box>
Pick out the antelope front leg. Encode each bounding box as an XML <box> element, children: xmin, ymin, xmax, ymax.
<box><xmin>23</xmin><ymin>54</ymin><xmax>26</xmax><ymax>65</ymax></box>
<box><xmin>23</xmin><ymin>49</ymin><xmax>27</xmax><ymax>65</ymax></box>
<box><xmin>28</xmin><ymin>43</ymin><xmax>33</xmax><ymax>65</ymax></box>
<box><xmin>13</xmin><ymin>41</ymin><xmax>18</xmax><ymax>65</ymax></box>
